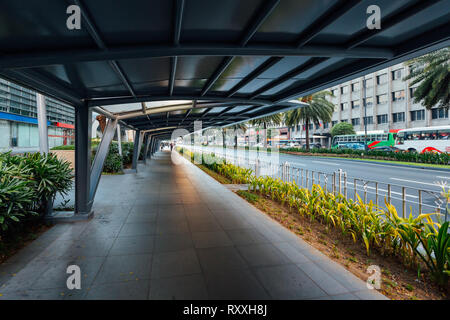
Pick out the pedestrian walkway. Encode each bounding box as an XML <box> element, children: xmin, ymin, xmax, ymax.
<box><xmin>0</xmin><ymin>151</ymin><xmax>387</xmax><ymax>300</ymax></box>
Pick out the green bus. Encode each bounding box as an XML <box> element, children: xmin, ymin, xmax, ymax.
<box><xmin>331</xmin><ymin>132</ymin><xmax>397</xmax><ymax>149</ymax></box>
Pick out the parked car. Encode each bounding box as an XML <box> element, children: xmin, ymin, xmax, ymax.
<box><xmin>301</xmin><ymin>143</ymin><xmax>322</xmax><ymax>149</ymax></box>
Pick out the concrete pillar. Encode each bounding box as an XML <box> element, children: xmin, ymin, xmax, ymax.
<box><xmin>75</xmin><ymin>103</ymin><xmax>92</xmax><ymax>215</ymax></box>
<box><xmin>36</xmin><ymin>93</ymin><xmax>49</xmax><ymax>153</ymax></box>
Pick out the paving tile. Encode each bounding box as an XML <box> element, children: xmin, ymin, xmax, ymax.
<box><xmin>192</xmin><ymin>231</ymin><xmax>233</xmax><ymax>249</ymax></box>
<box><xmin>151</xmin><ymin>249</ymin><xmax>201</xmax><ymax>279</ymax></box>
<box><xmin>31</xmin><ymin>257</ymin><xmax>105</xmax><ymax>290</ymax></box>
<box><xmin>197</xmin><ymin>247</ymin><xmax>249</xmax><ymax>275</ymax></box>
<box><xmin>225</xmin><ymin>228</ymin><xmax>269</xmax><ymax>246</ymax></box>
<box><xmin>109</xmin><ymin>235</ymin><xmax>154</xmax><ymax>255</ymax></box>
<box><xmin>118</xmin><ymin>222</ymin><xmax>157</xmax><ymax>237</ymax></box>
<box><xmin>272</xmin><ymin>242</ymin><xmax>311</xmax><ymax>264</ymax></box>
<box><xmin>156</xmin><ymin>219</ymin><xmax>190</xmax><ymax>235</ymax></box>
<box><xmin>254</xmin><ymin>264</ymin><xmax>328</xmax><ymax>299</ymax></box>
<box><xmin>93</xmin><ymin>254</ymin><xmax>152</xmax><ymax>285</ymax></box>
<box><xmin>187</xmin><ymin>217</ymin><xmax>222</xmax><ymax>232</ymax></box>
<box><xmin>353</xmin><ymin>289</ymin><xmax>389</xmax><ymax>300</ymax></box>
<box><xmin>153</xmin><ymin>234</ymin><xmax>194</xmax><ymax>253</ymax></box>
<box><xmin>296</xmin><ymin>262</ymin><xmax>350</xmax><ymax>296</ymax></box>
<box><xmin>149</xmin><ymin>274</ymin><xmax>208</xmax><ymax>300</ymax></box>
<box><xmin>204</xmin><ymin>269</ymin><xmax>270</xmax><ymax>300</ymax></box>
<box><xmin>85</xmin><ymin>280</ymin><xmax>150</xmax><ymax>300</ymax></box>
<box><xmin>236</xmin><ymin>243</ymin><xmax>291</xmax><ymax>267</ymax></box>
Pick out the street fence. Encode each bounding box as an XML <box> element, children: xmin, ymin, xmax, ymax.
<box><xmin>187</xmin><ymin>146</ymin><xmax>449</xmax><ymax>222</ymax></box>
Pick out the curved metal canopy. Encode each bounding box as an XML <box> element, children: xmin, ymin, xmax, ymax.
<box><xmin>1</xmin><ymin>0</ymin><xmax>449</xmax><ymax>135</ymax></box>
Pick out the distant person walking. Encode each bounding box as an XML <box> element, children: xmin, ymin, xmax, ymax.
<box><xmin>170</xmin><ymin>142</ymin><xmax>173</xmax><ymax>151</ymax></box>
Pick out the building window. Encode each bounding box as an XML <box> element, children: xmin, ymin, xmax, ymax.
<box><xmin>364</xmin><ymin>116</ymin><xmax>373</xmax><ymax>125</ymax></box>
<box><xmin>331</xmin><ymin>89</ymin><xmax>337</xmax><ymax>96</ymax></box>
<box><xmin>323</xmin><ymin>122</ymin><xmax>329</xmax><ymax>129</ymax></box>
<box><xmin>410</xmin><ymin>110</ymin><xmax>425</xmax><ymax>121</ymax></box>
<box><xmin>340</xmin><ymin>102</ymin><xmax>348</xmax><ymax>111</ymax></box>
<box><xmin>377</xmin><ymin>114</ymin><xmax>388</xmax><ymax>124</ymax></box>
<box><xmin>393</xmin><ymin>112</ymin><xmax>405</xmax><ymax>123</ymax></box>
<box><xmin>363</xmin><ymin>97</ymin><xmax>373</xmax><ymax>106</ymax></box>
<box><xmin>392</xmin><ymin>68</ymin><xmax>403</xmax><ymax>80</ymax></box>
<box><xmin>351</xmin><ymin>83</ymin><xmax>359</xmax><ymax>92</ymax></box>
<box><xmin>376</xmin><ymin>94</ymin><xmax>388</xmax><ymax>104</ymax></box>
<box><xmin>392</xmin><ymin>90</ymin><xmax>405</xmax><ymax>102</ymax></box>
<box><xmin>351</xmin><ymin>100</ymin><xmax>359</xmax><ymax>109</ymax></box>
<box><xmin>431</xmin><ymin>107</ymin><xmax>449</xmax><ymax>119</ymax></box>
<box><xmin>409</xmin><ymin>87</ymin><xmax>417</xmax><ymax>97</ymax></box>
<box><xmin>332</xmin><ymin>121</ymin><xmax>338</xmax><ymax>127</ymax></box>
<box><xmin>341</xmin><ymin>86</ymin><xmax>348</xmax><ymax>94</ymax></box>
<box><xmin>376</xmin><ymin>73</ymin><xmax>387</xmax><ymax>85</ymax></box>
<box><xmin>351</xmin><ymin>118</ymin><xmax>360</xmax><ymax>126</ymax></box>
<box><xmin>363</xmin><ymin>78</ymin><xmax>372</xmax><ymax>88</ymax></box>
<box><xmin>341</xmin><ymin>119</ymin><xmax>347</xmax><ymax>123</ymax></box>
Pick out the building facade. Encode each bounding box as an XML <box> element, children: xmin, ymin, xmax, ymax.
<box><xmin>289</xmin><ymin>62</ymin><xmax>449</xmax><ymax>148</ymax></box>
<box><xmin>0</xmin><ymin>78</ymin><xmax>75</xmax><ymax>152</ymax></box>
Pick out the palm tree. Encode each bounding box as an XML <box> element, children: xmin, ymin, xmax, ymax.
<box><xmin>284</xmin><ymin>91</ymin><xmax>335</xmax><ymax>151</ymax></box>
<box><xmin>404</xmin><ymin>47</ymin><xmax>449</xmax><ymax>110</ymax></box>
<box><xmin>224</xmin><ymin>123</ymin><xmax>248</xmax><ymax>149</ymax></box>
<box><xmin>249</xmin><ymin>114</ymin><xmax>282</xmax><ymax>148</ymax></box>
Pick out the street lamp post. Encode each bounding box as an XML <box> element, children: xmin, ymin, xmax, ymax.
<box><xmin>363</xmin><ymin>78</ymin><xmax>368</xmax><ymax>152</ymax></box>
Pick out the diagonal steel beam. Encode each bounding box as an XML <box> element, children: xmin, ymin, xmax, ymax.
<box><xmin>90</xmin><ymin>118</ymin><xmax>118</xmax><ymax>201</ymax></box>
<box><xmin>74</xmin><ymin>0</ymin><xmax>136</xmax><ymax>97</ymax></box>
<box><xmin>295</xmin><ymin>0</ymin><xmax>362</xmax><ymax>47</ymax></box>
<box><xmin>200</xmin><ymin>0</ymin><xmax>281</xmax><ymax>97</ymax></box>
<box><xmin>244</xmin><ymin>0</ymin><xmax>440</xmax><ymax>101</ymax></box>
<box><xmin>249</xmin><ymin>58</ymin><xmax>327</xmax><ymax>99</ymax></box>
<box><xmin>169</xmin><ymin>0</ymin><xmax>185</xmax><ymax>96</ymax></box>
<box><xmin>345</xmin><ymin>0</ymin><xmax>441</xmax><ymax>49</ymax></box>
<box><xmin>226</xmin><ymin>57</ymin><xmax>283</xmax><ymax>97</ymax></box>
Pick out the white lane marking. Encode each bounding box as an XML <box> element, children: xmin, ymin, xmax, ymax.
<box><xmin>335</xmin><ymin>160</ymin><xmax>449</xmax><ymax>174</ymax></box>
<box><xmin>291</xmin><ymin>163</ymin><xmax>306</xmax><ymax>167</ymax></box>
<box><xmin>345</xmin><ymin>181</ymin><xmax>418</xmax><ymax>198</ymax></box>
<box><xmin>312</xmin><ymin>161</ymin><xmax>340</xmax><ymax>166</ymax></box>
<box><xmin>390</xmin><ymin>177</ymin><xmax>438</xmax><ymax>187</ymax></box>
<box><xmin>436</xmin><ymin>175</ymin><xmax>450</xmax><ymax>180</ymax></box>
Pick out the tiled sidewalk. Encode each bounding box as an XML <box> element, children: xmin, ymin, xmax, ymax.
<box><xmin>0</xmin><ymin>151</ymin><xmax>387</xmax><ymax>300</ymax></box>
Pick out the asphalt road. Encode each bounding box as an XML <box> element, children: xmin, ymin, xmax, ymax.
<box><xmin>185</xmin><ymin>146</ymin><xmax>450</xmax><ymax>221</ymax></box>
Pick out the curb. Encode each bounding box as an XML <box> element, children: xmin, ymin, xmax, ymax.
<box><xmin>302</xmin><ymin>156</ymin><xmax>450</xmax><ymax>172</ymax></box>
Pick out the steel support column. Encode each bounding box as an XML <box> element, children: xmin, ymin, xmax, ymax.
<box><xmin>117</xmin><ymin>124</ymin><xmax>122</xmax><ymax>156</ymax></box>
<box><xmin>36</xmin><ymin>93</ymin><xmax>49</xmax><ymax>154</ymax></box>
<box><xmin>143</xmin><ymin>134</ymin><xmax>151</xmax><ymax>164</ymax></box>
<box><xmin>75</xmin><ymin>103</ymin><xmax>92</xmax><ymax>215</ymax></box>
<box><xmin>90</xmin><ymin>118</ymin><xmax>118</xmax><ymax>202</ymax></box>
<box><xmin>131</xmin><ymin>130</ymin><xmax>141</xmax><ymax>170</ymax></box>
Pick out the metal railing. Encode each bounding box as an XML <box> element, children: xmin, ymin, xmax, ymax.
<box><xmin>186</xmin><ymin>146</ymin><xmax>449</xmax><ymax>222</ymax></box>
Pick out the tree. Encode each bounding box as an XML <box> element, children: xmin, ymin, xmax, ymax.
<box><xmin>224</xmin><ymin>123</ymin><xmax>247</xmax><ymax>149</ymax></box>
<box><xmin>404</xmin><ymin>47</ymin><xmax>449</xmax><ymax>110</ymax></box>
<box><xmin>284</xmin><ymin>91</ymin><xmax>335</xmax><ymax>151</ymax></box>
<box><xmin>330</xmin><ymin>122</ymin><xmax>355</xmax><ymax>137</ymax></box>
<box><xmin>249</xmin><ymin>114</ymin><xmax>282</xmax><ymax>148</ymax></box>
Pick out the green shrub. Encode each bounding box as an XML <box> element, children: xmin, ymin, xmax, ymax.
<box><xmin>50</xmin><ymin>145</ymin><xmax>75</xmax><ymax>150</ymax></box>
<box><xmin>282</xmin><ymin>147</ymin><xmax>450</xmax><ymax>165</ymax></box>
<box><xmin>0</xmin><ymin>152</ymin><xmax>73</xmax><ymax>233</ymax></box>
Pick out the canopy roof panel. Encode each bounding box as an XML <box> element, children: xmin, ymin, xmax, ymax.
<box><xmin>1</xmin><ymin>0</ymin><xmax>449</xmax><ymax>134</ymax></box>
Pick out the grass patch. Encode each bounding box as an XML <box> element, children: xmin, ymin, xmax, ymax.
<box><xmin>236</xmin><ymin>190</ymin><xmax>260</xmax><ymax>204</ymax></box>
<box><xmin>197</xmin><ymin>164</ymin><xmax>232</xmax><ymax>184</ymax></box>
